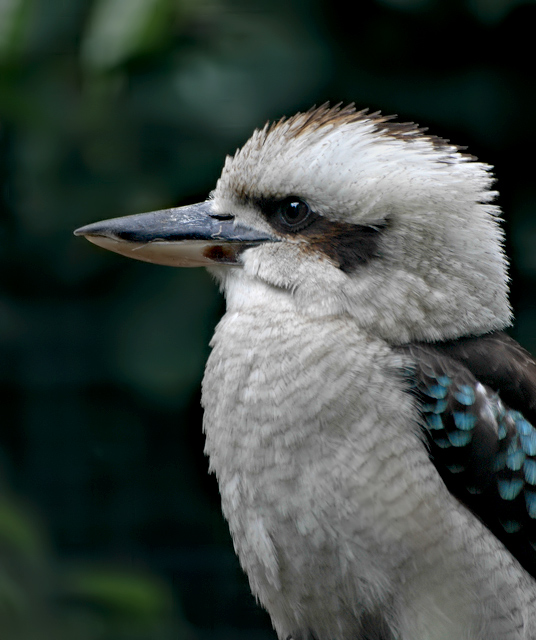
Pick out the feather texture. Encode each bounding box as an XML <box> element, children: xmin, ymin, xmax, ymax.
<box><xmin>75</xmin><ymin>105</ymin><xmax>536</xmax><ymax>639</ymax></box>
<box><xmin>400</xmin><ymin>334</ymin><xmax>536</xmax><ymax>578</ymax></box>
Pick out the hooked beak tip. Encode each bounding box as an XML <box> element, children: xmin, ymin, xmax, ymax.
<box><xmin>74</xmin><ymin>222</ymin><xmax>110</xmax><ymax>238</ymax></box>
<box><xmin>73</xmin><ymin>202</ymin><xmax>279</xmax><ymax>268</ymax></box>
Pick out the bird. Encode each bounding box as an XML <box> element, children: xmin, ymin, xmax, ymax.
<box><xmin>75</xmin><ymin>103</ymin><xmax>536</xmax><ymax>640</ymax></box>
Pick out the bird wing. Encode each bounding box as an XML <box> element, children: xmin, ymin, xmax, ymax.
<box><xmin>399</xmin><ymin>333</ymin><xmax>536</xmax><ymax>578</ymax></box>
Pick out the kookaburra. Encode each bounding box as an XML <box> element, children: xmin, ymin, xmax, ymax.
<box><xmin>75</xmin><ymin>104</ymin><xmax>536</xmax><ymax>640</ymax></box>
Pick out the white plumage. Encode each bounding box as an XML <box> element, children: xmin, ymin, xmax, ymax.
<box><xmin>75</xmin><ymin>104</ymin><xmax>536</xmax><ymax>639</ymax></box>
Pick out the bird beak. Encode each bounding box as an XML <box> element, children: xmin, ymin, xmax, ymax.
<box><xmin>74</xmin><ymin>201</ymin><xmax>278</xmax><ymax>267</ymax></box>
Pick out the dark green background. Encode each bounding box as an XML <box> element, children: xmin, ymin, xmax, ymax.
<box><xmin>1</xmin><ymin>0</ymin><xmax>535</xmax><ymax>638</ymax></box>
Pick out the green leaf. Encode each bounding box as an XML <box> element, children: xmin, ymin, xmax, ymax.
<box><xmin>66</xmin><ymin>568</ymin><xmax>173</xmax><ymax>623</ymax></box>
<box><xmin>0</xmin><ymin>0</ymin><xmax>33</xmax><ymax>62</ymax></box>
<box><xmin>81</xmin><ymin>0</ymin><xmax>172</xmax><ymax>71</ymax></box>
<box><xmin>0</xmin><ymin>498</ymin><xmax>45</xmax><ymax>560</ymax></box>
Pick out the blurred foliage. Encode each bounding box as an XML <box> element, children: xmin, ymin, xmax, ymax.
<box><xmin>0</xmin><ymin>0</ymin><xmax>535</xmax><ymax>637</ymax></box>
<box><xmin>0</xmin><ymin>476</ymin><xmax>193</xmax><ymax>639</ymax></box>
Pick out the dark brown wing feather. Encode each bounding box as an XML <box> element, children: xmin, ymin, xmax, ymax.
<box><xmin>399</xmin><ymin>332</ymin><xmax>536</xmax><ymax>578</ymax></box>
<box><xmin>422</xmin><ymin>332</ymin><xmax>536</xmax><ymax>423</ymax></box>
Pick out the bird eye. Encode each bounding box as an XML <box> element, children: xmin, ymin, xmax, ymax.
<box><xmin>277</xmin><ymin>197</ymin><xmax>312</xmax><ymax>231</ymax></box>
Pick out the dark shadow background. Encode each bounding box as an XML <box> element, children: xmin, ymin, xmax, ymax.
<box><xmin>0</xmin><ymin>0</ymin><xmax>535</xmax><ymax>638</ymax></box>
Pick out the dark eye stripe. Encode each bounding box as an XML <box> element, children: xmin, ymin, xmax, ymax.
<box><xmin>243</xmin><ymin>194</ymin><xmax>388</xmax><ymax>273</ymax></box>
<box><xmin>301</xmin><ymin>218</ymin><xmax>389</xmax><ymax>273</ymax></box>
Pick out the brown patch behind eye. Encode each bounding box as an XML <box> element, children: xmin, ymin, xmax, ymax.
<box><xmin>299</xmin><ymin>218</ymin><xmax>389</xmax><ymax>273</ymax></box>
<box><xmin>249</xmin><ymin>193</ymin><xmax>388</xmax><ymax>273</ymax></box>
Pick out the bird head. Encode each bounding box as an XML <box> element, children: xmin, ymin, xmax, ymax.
<box><xmin>75</xmin><ymin>104</ymin><xmax>511</xmax><ymax>344</ymax></box>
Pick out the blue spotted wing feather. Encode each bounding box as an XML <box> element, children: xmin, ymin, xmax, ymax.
<box><xmin>419</xmin><ymin>332</ymin><xmax>536</xmax><ymax>424</ymax></box>
<box><xmin>400</xmin><ymin>334</ymin><xmax>536</xmax><ymax>578</ymax></box>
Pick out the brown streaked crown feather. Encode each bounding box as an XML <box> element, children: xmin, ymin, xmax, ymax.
<box><xmin>261</xmin><ymin>102</ymin><xmax>473</xmax><ymax>161</ymax></box>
